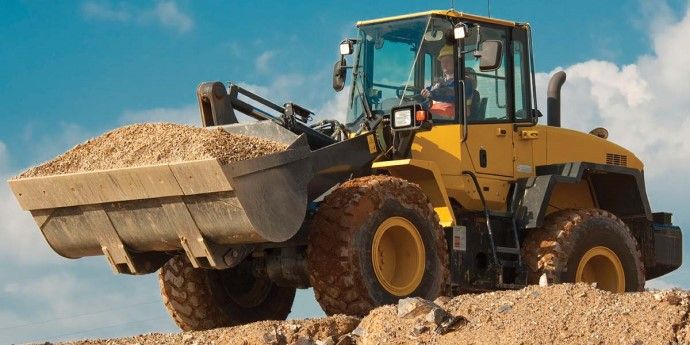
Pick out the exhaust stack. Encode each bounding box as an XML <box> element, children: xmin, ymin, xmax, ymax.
<box><xmin>547</xmin><ymin>71</ymin><xmax>567</xmax><ymax>127</ymax></box>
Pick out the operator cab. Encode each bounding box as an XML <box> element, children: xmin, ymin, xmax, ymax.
<box><xmin>335</xmin><ymin>10</ymin><xmax>537</xmax><ymax>133</ymax></box>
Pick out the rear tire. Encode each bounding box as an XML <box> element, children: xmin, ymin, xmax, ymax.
<box><xmin>522</xmin><ymin>208</ymin><xmax>645</xmax><ymax>292</ymax></box>
<box><xmin>158</xmin><ymin>255</ymin><xmax>296</xmax><ymax>331</ymax></box>
<box><xmin>307</xmin><ymin>176</ymin><xmax>449</xmax><ymax>316</ymax></box>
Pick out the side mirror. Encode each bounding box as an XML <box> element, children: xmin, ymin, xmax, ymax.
<box><xmin>332</xmin><ymin>58</ymin><xmax>346</xmax><ymax>92</ymax></box>
<box><xmin>478</xmin><ymin>40</ymin><xmax>503</xmax><ymax>72</ymax></box>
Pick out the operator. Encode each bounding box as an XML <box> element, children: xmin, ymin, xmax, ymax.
<box><xmin>421</xmin><ymin>44</ymin><xmax>477</xmax><ymax>118</ymax></box>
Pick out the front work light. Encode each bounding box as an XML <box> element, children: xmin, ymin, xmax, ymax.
<box><xmin>392</xmin><ymin>108</ymin><xmax>412</xmax><ymax>128</ymax></box>
<box><xmin>339</xmin><ymin>40</ymin><xmax>353</xmax><ymax>55</ymax></box>
<box><xmin>390</xmin><ymin>104</ymin><xmax>431</xmax><ymax>132</ymax></box>
<box><xmin>454</xmin><ymin>24</ymin><xmax>467</xmax><ymax>39</ymax></box>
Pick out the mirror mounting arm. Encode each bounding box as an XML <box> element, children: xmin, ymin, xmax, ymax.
<box><xmin>472</xmin><ymin>25</ymin><xmax>483</xmax><ymax>59</ymax></box>
<box><xmin>332</xmin><ymin>38</ymin><xmax>358</xmax><ymax>92</ymax></box>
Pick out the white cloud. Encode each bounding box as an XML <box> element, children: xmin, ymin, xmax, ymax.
<box><xmin>0</xmin><ymin>265</ymin><xmax>175</xmax><ymax>343</ymax></box>
<box><xmin>315</xmin><ymin>86</ymin><xmax>350</xmax><ymax>123</ymax></box>
<box><xmin>0</xmin><ymin>141</ymin><xmax>7</xmax><ymax>167</ymax></box>
<box><xmin>81</xmin><ymin>1</ymin><xmax>193</xmax><ymax>33</ymax></box>
<box><xmin>0</xmin><ymin>181</ymin><xmax>57</xmax><ymax>264</ymax></box>
<box><xmin>81</xmin><ymin>1</ymin><xmax>130</xmax><ymax>22</ymax></box>
<box><xmin>535</xmin><ymin>6</ymin><xmax>690</xmax><ymax>181</ymax></box>
<box><xmin>32</xmin><ymin>122</ymin><xmax>95</xmax><ymax>165</ymax></box>
<box><xmin>147</xmin><ymin>1</ymin><xmax>193</xmax><ymax>33</ymax></box>
<box><xmin>0</xmin><ymin>140</ymin><xmax>74</xmax><ymax>264</ymax></box>
<box><xmin>0</xmin><ymin>122</ymin><xmax>96</xmax><ymax>264</ymax></box>
<box><xmin>119</xmin><ymin>104</ymin><xmax>199</xmax><ymax>125</ymax></box>
<box><xmin>238</xmin><ymin>73</ymin><xmax>310</xmax><ymax>114</ymax></box>
<box><xmin>255</xmin><ymin>50</ymin><xmax>277</xmax><ymax>73</ymax></box>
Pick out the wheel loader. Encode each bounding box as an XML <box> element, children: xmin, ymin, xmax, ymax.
<box><xmin>8</xmin><ymin>9</ymin><xmax>683</xmax><ymax>331</ymax></box>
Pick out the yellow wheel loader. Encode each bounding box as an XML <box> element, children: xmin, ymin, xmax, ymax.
<box><xmin>8</xmin><ymin>10</ymin><xmax>682</xmax><ymax>330</ymax></box>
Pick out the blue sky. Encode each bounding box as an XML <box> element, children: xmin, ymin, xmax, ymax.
<box><xmin>1</xmin><ymin>0</ymin><xmax>690</xmax><ymax>343</ymax></box>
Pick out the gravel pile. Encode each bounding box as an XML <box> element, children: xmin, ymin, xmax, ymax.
<box><xmin>58</xmin><ymin>284</ymin><xmax>690</xmax><ymax>345</ymax></box>
<box><xmin>18</xmin><ymin>123</ymin><xmax>287</xmax><ymax>178</ymax></box>
<box><xmin>63</xmin><ymin>315</ymin><xmax>360</xmax><ymax>345</ymax></box>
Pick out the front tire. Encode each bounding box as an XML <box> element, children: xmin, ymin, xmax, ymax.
<box><xmin>158</xmin><ymin>255</ymin><xmax>296</xmax><ymax>331</ymax></box>
<box><xmin>307</xmin><ymin>176</ymin><xmax>449</xmax><ymax>316</ymax></box>
<box><xmin>522</xmin><ymin>208</ymin><xmax>645</xmax><ymax>292</ymax></box>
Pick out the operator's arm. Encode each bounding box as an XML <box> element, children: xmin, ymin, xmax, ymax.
<box><xmin>423</xmin><ymin>79</ymin><xmax>475</xmax><ymax>104</ymax></box>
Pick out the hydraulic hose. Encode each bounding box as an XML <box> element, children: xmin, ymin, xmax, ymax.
<box><xmin>461</xmin><ymin>170</ymin><xmax>500</xmax><ymax>266</ymax></box>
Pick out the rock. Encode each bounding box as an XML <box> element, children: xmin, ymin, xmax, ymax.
<box><xmin>434</xmin><ymin>295</ymin><xmax>452</xmax><ymax>307</ymax></box>
<box><xmin>411</xmin><ymin>324</ymin><xmax>429</xmax><ymax>336</ymax></box>
<box><xmin>666</xmin><ymin>293</ymin><xmax>682</xmax><ymax>306</ymax></box>
<box><xmin>181</xmin><ymin>333</ymin><xmax>194</xmax><ymax>342</ymax></box>
<box><xmin>497</xmin><ymin>303</ymin><xmax>513</xmax><ymax>313</ymax></box>
<box><xmin>397</xmin><ymin>297</ymin><xmax>438</xmax><ymax>318</ymax></box>
<box><xmin>315</xmin><ymin>337</ymin><xmax>335</xmax><ymax>345</ymax></box>
<box><xmin>539</xmin><ymin>273</ymin><xmax>549</xmax><ymax>287</ymax></box>
<box><xmin>434</xmin><ymin>315</ymin><xmax>467</xmax><ymax>335</ymax></box>
<box><xmin>295</xmin><ymin>337</ymin><xmax>315</xmax><ymax>345</ymax></box>
<box><xmin>263</xmin><ymin>327</ymin><xmax>286</xmax><ymax>345</ymax></box>
<box><xmin>425</xmin><ymin>307</ymin><xmax>451</xmax><ymax>326</ymax></box>
<box><xmin>335</xmin><ymin>334</ymin><xmax>355</xmax><ymax>345</ymax></box>
<box><xmin>351</xmin><ymin>325</ymin><xmax>367</xmax><ymax>338</ymax></box>
<box><xmin>286</xmin><ymin>323</ymin><xmax>302</xmax><ymax>332</ymax></box>
<box><xmin>654</xmin><ymin>292</ymin><xmax>664</xmax><ymax>301</ymax></box>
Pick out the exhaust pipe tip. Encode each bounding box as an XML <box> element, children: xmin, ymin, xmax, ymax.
<box><xmin>547</xmin><ymin>71</ymin><xmax>567</xmax><ymax>127</ymax></box>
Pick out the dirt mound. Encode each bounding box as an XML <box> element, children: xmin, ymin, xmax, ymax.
<box><xmin>18</xmin><ymin>123</ymin><xmax>287</xmax><ymax>178</ymax></box>
<box><xmin>64</xmin><ymin>315</ymin><xmax>360</xmax><ymax>345</ymax></box>
<box><xmin>59</xmin><ymin>284</ymin><xmax>690</xmax><ymax>345</ymax></box>
<box><xmin>357</xmin><ymin>284</ymin><xmax>690</xmax><ymax>345</ymax></box>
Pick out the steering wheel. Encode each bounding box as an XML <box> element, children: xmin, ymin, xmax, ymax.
<box><xmin>395</xmin><ymin>85</ymin><xmax>427</xmax><ymax>103</ymax></box>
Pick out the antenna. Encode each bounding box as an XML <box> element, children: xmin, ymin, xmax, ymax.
<box><xmin>450</xmin><ymin>0</ymin><xmax>455</xmax><ymax>10</ymax></box>
<box><xmin>487</xmin><ymin>0</ymin><xmax>492</xmax><ymax>17</ymax></box>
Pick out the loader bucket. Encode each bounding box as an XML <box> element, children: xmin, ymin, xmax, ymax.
<box><xmin>8</xmin><ymin>122</ymin><xmax>314</xmax><ymax>274</ymax></box>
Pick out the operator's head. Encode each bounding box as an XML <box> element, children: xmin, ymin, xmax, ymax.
<box><xmin>438</xmin><ymin>45</ymin><xmax>454</xmax><ymax>76</ymax></box>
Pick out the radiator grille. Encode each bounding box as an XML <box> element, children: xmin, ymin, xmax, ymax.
<box><xmin>606</xmin><ymin>153</ymin><xmax>628</xmax><ymax>166</ymax></box>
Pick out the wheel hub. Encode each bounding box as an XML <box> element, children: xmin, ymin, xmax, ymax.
<box><xmin>371</xmin><ymin>216</ymin><xmax>425</xmax><ymax>296</ymax></box>
<box><xmin>575</xmin><ymin>246</ymin><xmax>625</xmax><ymax>293</ymax></box>
<box><xmin>214</xmin><ymin>264</ymin><xmax>272</xmax><ymax>309</ymax></box>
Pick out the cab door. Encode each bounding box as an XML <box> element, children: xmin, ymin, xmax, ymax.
<box><xmin>464</xmin><ymin>124</ymin><xmax>514</xmax><ymax>177</ymax></box>
<box><xmin>511</xmin><ymin>28</ymin><xmax>537</xmax><ymax>178</ymax></box>
<box><xmin>463</xmin><ymin>25</ymin><xmax>514</xmax><ymax>177</ymax></box>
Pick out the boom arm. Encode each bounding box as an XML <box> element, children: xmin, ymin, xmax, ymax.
<box><xmin>197</xmin><ymin>81</ymin><xmax>336</xmax><ymax>149</ymax></box>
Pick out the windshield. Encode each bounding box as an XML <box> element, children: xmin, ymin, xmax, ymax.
<box><xmin>346</xmin><ymin>16</ymin><xmax>454</xmax><ymax>126</ymax></box>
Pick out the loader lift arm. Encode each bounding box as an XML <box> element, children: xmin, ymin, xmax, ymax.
<box><xmin>197</xmin><ymin>81</ymin><xmax>338</xmax><ymax>149</ymax></box>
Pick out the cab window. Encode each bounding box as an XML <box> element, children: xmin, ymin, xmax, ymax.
<box><xmin>512</xmin><ymin>31</ymin><xmax>531</xmax><ymax>121</ymax></box>
<box><xmin>464</xmin><ymin>26</ymin><xmax>509</xmax><ymax>123</ymax></box>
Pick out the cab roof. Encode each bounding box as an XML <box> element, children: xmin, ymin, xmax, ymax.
<box><xmin>356</xmin><ymin>9</ymin><xmax>518</xmax><ymax>28</ymax></box>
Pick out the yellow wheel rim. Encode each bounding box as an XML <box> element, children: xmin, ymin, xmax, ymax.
<box><xmin>575</xmin><ymin>246</ymin><xmax>625</xmax><ymax>293</ymax></box>
<box><xmin>371</xmin><ymin>216</ymin><xmax>425</xmax><ymax>296</ymax></box>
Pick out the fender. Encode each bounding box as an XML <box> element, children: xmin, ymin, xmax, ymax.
<box><xmin>372</xmin><ymin>159</ymin><xmax>456</xmax><ymax>227</ymax></box>
<box><xmin>517</xmin><ymin>162</ymin><xmax>652</xmax><ymax>229</ymax></box>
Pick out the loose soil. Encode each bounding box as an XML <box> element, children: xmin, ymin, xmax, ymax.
<box><xmin>58</xmin><ymin>284</ymin><xmax>690</xmax><ymax>345</ymax></box>
<box><xmin>18</xmin><ymin>123</ymin><xmax>287</xmax><ymax>178</ymax></box>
